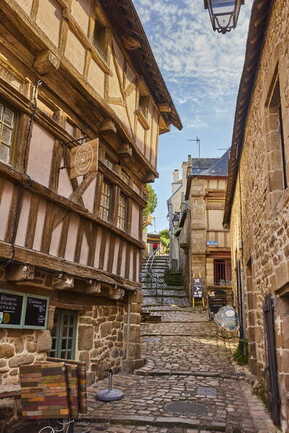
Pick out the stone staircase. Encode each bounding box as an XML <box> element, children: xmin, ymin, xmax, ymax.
<box><xmin>141</xmin><ymin>255</ymin><xmax>190</xmax><ymax>309</ymax></box>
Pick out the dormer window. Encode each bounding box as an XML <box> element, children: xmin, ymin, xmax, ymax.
<box><xmin>139</xmin><ymin>94</ymin><xmax>149</xmax><ymax>117</ymax></box>
<box><xmin>93</xmin><ymin>15</ymin><xmax>108</xmax><ymax>59</ymax></box>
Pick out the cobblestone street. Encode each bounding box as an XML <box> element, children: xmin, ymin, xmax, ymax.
<box><xmin>75</xmin><ymin>308</ymin><xmax>278</xmax><ymax>433</ymax></box>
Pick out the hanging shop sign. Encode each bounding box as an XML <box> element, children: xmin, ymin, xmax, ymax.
<box><xmin>69</xmin><ymin>138</ymin><xmax>99</xmax><ymax>179</ymax></box>
<box><xmin>0</xmin><ymin>290</ymin><xmax>49</xmax><ymax>329</ymax></box>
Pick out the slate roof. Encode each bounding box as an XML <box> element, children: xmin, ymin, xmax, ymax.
<box><xmin>200</xmin><ymin>150</ymin><xmax>229</xmax><ymax>176</ymax></box>
<box><xmin>191</xmin><ymin>158</ymin><xmax>219</xmax><ymax>175</ymax></box>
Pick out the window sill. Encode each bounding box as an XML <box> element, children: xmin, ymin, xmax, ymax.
<box><xmin>135</xmin><ymin>109</ymin><xmax>150</xmax><ymax>130</ymax></box>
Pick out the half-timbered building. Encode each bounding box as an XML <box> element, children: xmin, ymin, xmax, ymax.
<box><xmin>0</xmin><ymin>0</ymin><xmax>181</xmax><ymax>385</ymax></box>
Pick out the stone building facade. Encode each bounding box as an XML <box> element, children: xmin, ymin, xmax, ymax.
<box><xmin>178</xmin><ymin>152</ymin><xmax>231</xmax><ymax>302</ymax></box>
<box><xmin>0</xmin><ymin>0</ymin><xmax>181</xmax><ymax>386</ymax></box>
<box><xmin>224</xmin><ymin>0</ymin><xmax>289</xmax><ymax>430</ymax></box>
<box><xmin>167</xmin><ymin>156</ymin><xmax>218</xmax><ymax>272</ymax></box>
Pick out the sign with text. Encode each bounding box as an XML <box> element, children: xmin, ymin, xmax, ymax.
<box><xmin>0</xmin><ymin>290</ymin><xmax>48</xmax><ymax>329</ymax></box>
<box><xmin>24</xmin><ymin>296</ymin><xmax>48</xmax><ymax>328</ymax></box>
<box><xmin>192</xmin><ymin>278</ymin><xmax>205</xmax><ymax>298</ymax></box>
<box><xmin>69</xmin><ymin>139</ymin><xmax>99</xmax><ymax>179</ymax></box>
<box><xmin>0</xmin><ymin>292</ymin><xmax>23</xmax><ymax>326</ymax></box>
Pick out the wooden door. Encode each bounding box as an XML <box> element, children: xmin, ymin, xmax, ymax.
<box><xmin>263</xmin><ymin>295</ymin><xmax>281</xmax><ymax>427</ymax></box>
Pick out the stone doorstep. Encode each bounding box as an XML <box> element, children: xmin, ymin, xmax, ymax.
<box><xmin>80</xmin><ymin>415</ymin><xmax>226</xmax><ymax>431</ymax></box>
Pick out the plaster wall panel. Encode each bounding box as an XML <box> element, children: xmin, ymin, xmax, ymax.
<box><xmin>36</xmin><ymin>0</ymin><xmax>61</xmax><ymax>47</ymax></box>
<box><xmin>71</xmin><ymin>0</ymin><xmax>92</xmax><ymax>36</ymax></box>
<box><xmin>65</xmin><ymin>30</ymin><xmax>86</xmax><ymax>74</ymax></box>
<box><xmin>83</xmin><ymin>178</ymin><xmax>96</xmax><ymax>213</ymax></box>
<box><xmin>14</xmin><ymin>0</ymin><xmax>33</xmax><ymax>15</ymax></box>
<box><xmin>27</xmin><ymin>123</ymin><xmax>54</xmax><ymax>188</ymax></box>
<box><xmin>129</xmin><ymin>248</ymin><xmax>134</xmax><ymax>281</ymax></box>
<box><xmin>136</xmin><ymin>251</ymin><xmax>140</xmax><ymax>283</ymax></box>
<box><xmin>64</xmin><ymin>215</ymin><xmax>79</xmax><ymax>261</ymax></box>
<box><xmin>15</xmin><ymin>192</ymin><xmax>31</xmax><ymax>246</ymax></box>
<box><xmin>79</xmin><ymin>232</ymin><xmax>89</xmax><ymax>265</ymax></box>
<box><xmin>121</xmin><ymin>242</ymin><xmax>126</xmax><ymax>278</ymax></box>
<box><xmin>131</xmin><ymin>203</ymin><xmax>139</xmax><ymax>239</ymax></box>
<box><xmin>50</xmin><ymin>220</ymin><xmax>63</xmax><ymax>257</ymax></box>
<box><xmin>103</xmin><ymin>234</ymin><xmax>110</xmax><ymax>271</ymax></box>
<box><xmin>94</xmin><ymin>227</ymin><xmax>102</xmax><ymax>269</ymax></box>
<box><xmin>112</xmin><ymin>239</ymin><xmax>120</xmax><ymax>275</ymax></box>
<box><xmin>112</xmin><ymin>104</ymin><xmax>130</xmax><ymax>132</ymax></box>
<box><xmin>58</xmin><ymin>160</ymin><xmax>74</xmax><ymax>198</ymax></box>
<box><xmin>135</xmin><ymin>121</ymin><xmax>145</xmax><ymax>154</ymax></box>
<box><xmin>0</xmin><ymin>181</ymin><xmax>14</xmax><ymax>241</ymax></box>
<box><xmin>33</xmin><ymin>199</ymin><xmax>47</xmax><ymax>251</ymax></box>
<box><xmin>87</xmin><ymin>59</ymin><xmax>105</xmax><ymax>97</ymax></box>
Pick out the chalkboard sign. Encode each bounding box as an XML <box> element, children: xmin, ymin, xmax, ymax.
<box><xmin>192</xmin><ymin>278</ymin><xmax>205</xmax><ymax>298</ymax></box>
<box><xmin>0</xmin><ymin>290</ymin><xmax>48</xmax><ymax>329</ymax></box>
<box><xmin>0</xmin><ymin>292</ymin><xmax>24</xmax><ymax>326</ymax></box>
<box><xmin>24</xmin><ymin>296</ymin><xmax>48</xmax><ymax>328</ymax></box>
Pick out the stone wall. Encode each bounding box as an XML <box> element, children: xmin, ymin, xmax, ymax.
<box><xmin>229</xmin><ymin>0</ymin><xmax>289</xmax><ymax>430</ymax></box>
<box><xmin>0</xmin><ymin>289</ymin><xmax>143</xmax><ymax>386</ymax></box>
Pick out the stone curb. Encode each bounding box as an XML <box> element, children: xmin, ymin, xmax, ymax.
<box><xmin>135</xmin><ymin>369</ymin><xmax>246</xmax><ymax>380</ymax></box>
<box><xmin>80</xmin><ymin>415</ymin><xmax>226</xmax><ymax>431</ymax></box>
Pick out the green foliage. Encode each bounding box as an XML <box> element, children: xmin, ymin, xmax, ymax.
<box><xmin>160</xmin><ymin>229</ymin><xmax>170</xmax><ymax>253</ymax></box>
<box><xmin>143</xmin><ymin>185</ymin><xmax>157</xmax><ymax>227</ymax></box>
<box><xmin>233</xmin><ymin>339</ymin><xmax>248</xmax><ymax>365</ymax></box>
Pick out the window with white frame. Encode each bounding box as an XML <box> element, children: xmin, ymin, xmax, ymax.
<box><xmin>0</xmin><ymin>101</ymin><xmax>16</xmax><ymax>164</ymax></box>
<box><xmin>99</xmin><ymin>180</ymin><xmax>113</xmax><ymax>222</ymax></box>
<box><xmin>117</xmin><ymin>193</ymin><xmax>128</xmax><ymax>231</ymax></box>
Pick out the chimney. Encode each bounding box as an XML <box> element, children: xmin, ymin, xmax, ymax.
<box><xmin>173</xmin><ymin>169</ymin><xmax>179</xmax><ymax>182</ymax></box>
<box><xmin>172</xmin><ymin>169</ymin><xmax>180</xmax><ymax>193</ymax></box>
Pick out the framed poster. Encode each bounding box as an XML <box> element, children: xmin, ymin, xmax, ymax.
<box><xmin>0</xmin><ymin>290</ymin><xmax>49</xmax><ymax>329</ymax></box>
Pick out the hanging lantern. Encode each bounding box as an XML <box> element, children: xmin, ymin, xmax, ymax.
<box><xmin>204</xmin><ymin>0</ymin><xmax>244</xmax><ymax>34</ymax></box>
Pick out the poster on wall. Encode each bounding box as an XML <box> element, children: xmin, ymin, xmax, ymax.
<box><xmin>0</xmin><ymin>290</ymin><xmax>48</xmax><ymax>329</ymax></box>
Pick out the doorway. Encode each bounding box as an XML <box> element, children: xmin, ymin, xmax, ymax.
<box><xmin>263</xmin><ymin>295</ymin><xmax>281</xmax><ymax>427</ymax></box>
<box><xmin>50</xmin><ymin>309</ymin><xmax>77</xmax><ymax>360</ymax></box>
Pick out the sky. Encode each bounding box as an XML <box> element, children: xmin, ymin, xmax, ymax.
<box><xmin>133</xmin><ymin>0</ymin><xmax>253</xmax><ymax>232</ymax></box>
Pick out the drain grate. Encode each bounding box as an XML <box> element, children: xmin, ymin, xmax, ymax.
<box><xmin>197</xmin><ymin>386</ymin><xmax>217</xmax><ymax>397</ymax></box>
<box><xmin>165</xmin><ymin>400</ymin><xmax>208</xmax><ymax>416</ymax></box>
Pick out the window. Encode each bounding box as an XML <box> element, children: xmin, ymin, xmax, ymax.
<box><xmin>50</xmin><ymin>309</ymin><xmax>77</xmax><ymax>360</ymax></box>
<box><xmin>267</xmin><ymin>78</ymin><xmax>288</xmax><ymax>190</ymax></box>
<box><xmin>99</xmin><ymin>180</ymin><xmax>113</xmax><ymax>222</ymax></box>
<box><xmin>93</xmin><ymin>16</ymin><xmax>107</xmax><ymax>59</ymax></box>
<box><xmin>138</xmin><ymin>94</ymin><xmax>149</xmax><ymax>117</ymax></box>
<box><xmin>117</xmin><ymin>193</ymin><xmax>128</xmax><ymax>231</ymax></box>
<box><xmin>0</xmin><ymin>101</ymin><xmax>16</xmax><ymax>164</ymax></box>
<box><xmin>214</xmin><ymin>259</ymin><xmax>231</xmax><ymax>285</ymax></box>
<box><xmin>103</xmin><ymin>154</ymin><xmax>115</xmax><ymax>171</ymax></box>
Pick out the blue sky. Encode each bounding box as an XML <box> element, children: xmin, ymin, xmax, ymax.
<box><xmin>134</xmin><ymin>0</ymin><xmax>252</xmax><ymax>231</ymax></box>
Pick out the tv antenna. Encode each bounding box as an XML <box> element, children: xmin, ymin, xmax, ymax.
<box><xmin>188</xmin><ymin>137</ymin><xmax>201</xmax><ymax>159</ymax></box>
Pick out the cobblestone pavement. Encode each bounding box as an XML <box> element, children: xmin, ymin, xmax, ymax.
<box><xmin>75</xmin><ymin>308</ymin><xmax>278</xmax><ymax>433</ymax></box>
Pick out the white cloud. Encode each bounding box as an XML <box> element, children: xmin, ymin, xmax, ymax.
<box><xmin>134</xmin><ymin>0</ymin><xmax>252</xmax><ymax>128</ymax></box>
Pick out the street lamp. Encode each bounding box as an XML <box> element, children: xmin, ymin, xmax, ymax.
<box><xmin>204</xmin><ymin>0</ymin><xmax>244</xmax><ymax>34</ymax></box>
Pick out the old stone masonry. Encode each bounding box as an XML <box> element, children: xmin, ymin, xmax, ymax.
<box><xmin>68</xmin><ymin>307</ymin><xmax>277</xmax><ymax>433</ymax></box>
